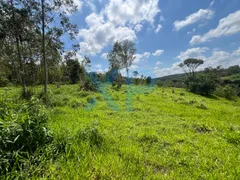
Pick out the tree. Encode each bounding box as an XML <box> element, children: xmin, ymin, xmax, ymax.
<box><xmin>133</xmin><ymin>71</ymin><xmax>139</xmax><ymax>78</ymax></box>
<box><xmin>227</xmin><ymin>65</ymin><xmax>240</xmax><ymax>75</ymax></box>
<box><xmin>108</xmin><ymin>41</ymin><xmax>122</xmax><ymax>70</ymax></box>
<box><xmin>108</xmin><ymin>40</ymin><xmax>136</xmax><ymax>84</ymax></box>
<box><xmin>179</xmin><ymin>58</ymin><xmax>204</xmax><ymax>78</ymax></box>
<box><xmin>31</xmin><ymin>0</ymin><xmax>79</xmax><ymax>96</ymax></box>
<box><xmin>0</xmin><ymin>0</ymin><xmax>42</xmax><ymax>97</ymax></box>
<box><xmin>146</xmin><ymin>76</ymin><xmax>152</xmax><ymax>85</ymax></box>
<box><xmin>66</xmin><ymin>59</ymin><xmax>81</xmax><ymax>84</ymax></box>
<box><xmin>118</xmin><ymin>40</ymin><xmax>136</xmax><ymax>84</ymax></box>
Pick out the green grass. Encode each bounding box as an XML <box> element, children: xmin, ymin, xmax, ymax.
<box><xmin>1</xmin><ymin>84</ymin><xmax>240</xmax><ymax>179</ymax></box>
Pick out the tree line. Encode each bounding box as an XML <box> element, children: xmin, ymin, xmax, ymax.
<box><xmin>156</xmin><ymin>58</ymin><xmax>240</xmax><ymax>100</ymax></box>
<box><xmin>0</xmin><ymin>0</ymin><xmax>79</xmax><ymax>98</ymax></box>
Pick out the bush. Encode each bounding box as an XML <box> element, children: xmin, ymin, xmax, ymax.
<box><xmin>80</xmin><ymin>76</ymin><xmax>98</xmax><ymax>92</ymax></box>
<box><xmin>0</xmin><ymin>97</ymin><xmax>53</xmax><ymax>175</ymax></box>
<box><xmin>215</xmin><ymin>85</ymin><xmax>237</xmax><ymax>100</ymax></box>
<box><xmin>186</xmin><ymin>76</ymin><xmax>216</xmax><ymax>96</ymax></box>
<box><xmin>0</xmin><ymin>75</ymin><xmax>9</xmax><ymax>87</ymax></box>
<box><xmin>146</xmin><ymin>76</ymin><xmax>152</xmax><ymax>85</ymax></box>
<box><xmin>156</xmin><ymin>80</ymin><xmax>163</xmax><ymax>87</ymax></box>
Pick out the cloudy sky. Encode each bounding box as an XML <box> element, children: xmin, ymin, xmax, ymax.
<box><xmin>64</xmin><ymin>0</ymin><xmax>240</xmax><ymax>77</ymax></box>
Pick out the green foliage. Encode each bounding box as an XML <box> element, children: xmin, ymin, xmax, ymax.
<box><xmin>227</xmin><ymin>65</ymin><xmax>240</xmax><ymax>75</ymax></box>
<box><xmin>185</xmin><ymin>76</ymin><xmax>216</xmax><ymax>96</ymax></box>
<box><xmin>0</xmin><ymin>97</ymin><xmax>52</xmax><ymax>175</ymax></box>
<box><xmin>0</xmin><ymin>74</ymin><xmax>9</xmax><ymax>87</ymax></box>
<box><xmin>179</xmin><ymin>58</ymin><xmax>204</xmax><ymax>78</ymax></box>
<box><xmin>146</xmin><ymin>76</ymin><xmax>152</xmax><ymax>85</ymax></box>
<box><xmin>215</xmin><ymin>85</ymin><xmax>237</xmax><ymax>100</ymax></box>
<box><xmin>66</xmin><ymin>59</ymin><xmax>86</xmax><ymax>84</ymax></box>
<box><xmin>156</xmin><ymin>80</ymin><xmax>163</xmax><ymax>87</ymax></box>
<box><xmin>80</xmin><ymin>76</ymin><xmax>98</xmax><ymax>92</ymax></box>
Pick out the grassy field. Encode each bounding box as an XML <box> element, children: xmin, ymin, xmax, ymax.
<box><xmin>1</xmin><ymin>84</ymin><xmax>240</xmax><ymax>179</ymax></box>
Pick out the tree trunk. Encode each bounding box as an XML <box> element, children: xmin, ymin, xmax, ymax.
<box><xmin>126</xmin><ymin>68</ymin><xmax>129</xmax><ymax>84</ymax></box>
<box><xmin>41</xmin><ymin>0</ymin><xmax>48</xmax><ymax>96</ymax></box>
<box><xmin>10</xmin><ymin>0</ymin><xmax>27</xmax><ymax>98</ymax></box>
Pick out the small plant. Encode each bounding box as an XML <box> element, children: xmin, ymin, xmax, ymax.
<box><xmin>180</xmin><ymin>92</ymin><xmax>185</xmax><ymax>96</ymax></box>
<box><xmin>194</xmin><ymin>124</ymin><xmax>211</xmax><ymax>133</ymax></box>
<box><xmin>197</xmin><ymin>103</ymin><xmax>208</xmax><ymax>110</ymax></box>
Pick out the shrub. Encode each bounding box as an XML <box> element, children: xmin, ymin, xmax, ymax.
<box><xmin>0</xmin><ymin>74</ymin><xmax>9</xmax><ymax>87</ymax></box>
<box><xmin>186</xmin><ymin>76</ymin><xmax>216</xmax><ymax>96</ymax></box>
<box><xmin>146</xmin><ymin>76</ymin><xmax>152</xmax><ymax>85</ymax></box>
<box><xmin>0</xmin><ymin>97</ymin><xmax>53</xmax><ymax>175</ymax></box>
<box><xmin>156</xmin><ymin>80</ymin><xmax>163</xmax><ymax>87</ymax></box>
<box><xmin>215</xmin><ymin>85</ymin><xmax>237</xmax><ymax>100</ymax></box>
<box><xmin>80</xmin><ymin>76</ymin><xmax>98</xmax><ymax>92</ymax></box>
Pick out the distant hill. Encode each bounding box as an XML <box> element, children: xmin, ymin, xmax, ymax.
<box><xmin>152</xmin><ymin>71</ymin><xmax>204</xmax><ymax>83</ymax></box>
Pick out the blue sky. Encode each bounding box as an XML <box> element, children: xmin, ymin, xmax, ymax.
<box><xmin>64</xmin><ymin>0</ymin><xmax>240</xmax><ymax>77</ymax></box>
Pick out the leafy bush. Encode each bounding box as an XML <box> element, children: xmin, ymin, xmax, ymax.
<box><xmin>146</xmin><ymin>76</ymin><xmax>152</xmax><ymax>85</ymax></box>
<box><xmin>80</xmin><ymin>75</ymin><xmax>98</xmax><ymax>92</ymax></box>
<box><xmin>0</xmin><ymin>97</ymin><xmax>53</xmax><ymax>175</ymax></box>
<box><xmin>156</xmin><ymin>80</ymin><xmax>164</xmax><ymax>87</ymax></box>
<box><xmin>186</xmin><ymin>76</ymin><xmax>216</xmax><ymax>96</ymax></box>
<box><xmin>0</xmin><ymin>74</ymin><xmax>9</xmax><ymax>87</ymax></box>
<box><xmin>215</xmin><ymin>85</ymin><xmax>237</xmax><ymax>100</ymax></box>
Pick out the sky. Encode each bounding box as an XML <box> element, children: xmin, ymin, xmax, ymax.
<box><xmin>64</xmin><ymin>0</ymin><xmax>240</xmax><ymax>78</ymax></box>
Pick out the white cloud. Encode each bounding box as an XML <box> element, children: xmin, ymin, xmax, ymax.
<box><xmin>187</xmin><ymin>28</ymin><xmax>196</xmax><ymax>35</ymax></box>
<box><xmin>155</xmin><ymin>24</ymin><xmax>162</xmax><ymax>33</ymax></box>
<box><xmin>134</xmin><ymin>52</ymin><xmax>151</xmax><ymax>64</ymax></box>
<box><xmin>104</xmin><ymin>0</ymin><xmax>160</xmax><ymax>26</ymax></box>
<box><xmin>85</xmin><ymin>0</ymin><xmax>96</xmax><ymax>12</ymax></box>
<box><xmin>104</xmin><ymin>68</ymin><xmax>109</xmax><ymax>72</ymax></box>
<box><xmin>129</xmin><ymin>64</ymin><xmax>139</xmax><ymax>70</ymax></box>
<box><xmin>152</xmin><ymin>49</ymin><xmax>164</xmax><ymax>56</ymax></box>
<box><xmin>210</xmin><ymin>0</ymin><xmax>214</xmax><ymax>7</ymax></box>
<box><xmin>176</xmin><ymin>47</ymin><xmax>208</xmax><ymax>61</ymax></box>
<box><xmin>154</xmin><ymin>47</ymin><xmax>240</xmax><ymax>77</ymax></box>
<box><xmin>74</xmin><ymin>0</ymin><xmax>83</xmax><ymax>10</ymax></box>
<box><xmin>159</xmin><ymin>15</ymin><xmax>165</xmax><ymax>21</ymax></box>
<box><xmin>96</xmin><ymin>69</ymin><xmax>104</xmax><ymax>74</ymax></box>
<box><xmin>95</xmin><ymin>64</ymin><xmax>102</xmax><ymax>69</ymax></box>
<box><xmin>85</xmin><ymin>13</ymin><xmax>104</xmax><ymax>27</ymax></box>
<box><xmin>190</xmin><ymin>10</ymin><xmax>240</xmax><ymax>45</ymax></box>
<box><xmin>134</xmin><ymin>24</ymin><xmax>143</xmax><ymax>32</ymax></box>
<box><xmin>173</xmin><ymin>9</ymin><xmax>214</xmax><ymax>31</ymax></box>
<box><xmin>156</xmin><ymin>61</ymin><xmax>163</xmax><ymax>66</ymax></box>
<box><xmin>78</xmin><ymin>16</ymin><xmax>136</xmax><ymax>55</ymax></box>
<box><xmin>101</xmin><ymin>53</ymin><xmax>108</xmax><ymax>60</ymax></box>
<box><xmin>78</xmin><ymin>0</ymin><xmax>161</xmax><ymax>55</ymax></box>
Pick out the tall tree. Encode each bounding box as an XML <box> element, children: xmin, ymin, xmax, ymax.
<box><xmin>34</xmin><ymin>0</ymin><xmax>77</xmax><ymax>96</ymax></box>
<box><xmin>179</xmin><ymin>58</ymin><xmax>204</xmax><ymax>78</ymax></box>
<box><xmin>108</xmin><ymin>41</ymin><xmax>122</xmax><ymax>70</ymax></box>
<box><xmin>108</xmin><ymin>40</ymin><xmax>136</xmax><ymax>84</ymax></box>
<box><xmin>118</xmin><ymin>40</ymin><xmax>136</xmax><ymax>84</ymax></box>
<box><xmin>0</xmin><ymin>1</ymin><xmax>39</xmax><ymax>97</ymax></box>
